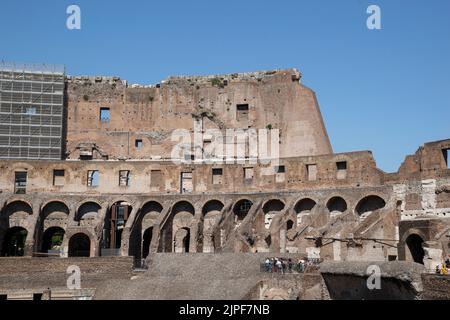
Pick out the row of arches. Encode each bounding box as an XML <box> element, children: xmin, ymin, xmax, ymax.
<box><xmin>0</xmin><ymin>195</ymin><xmax>387</xmax><ymax>257</ymax></box>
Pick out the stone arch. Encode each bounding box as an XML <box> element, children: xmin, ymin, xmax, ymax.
<box><xmin>405</xmin><ymin>234</ymin><xmax>425</xmax><ymax>264</ymax></box>
<box><xmin>75</xmin><ymin>201</ymin><xmax>102</xmax><ymax>224</ymax></box>
<box><xmin>262</xmin><ymin>199</ymin><xmax>285</xmax><ymax>230</ymax></box>
<box><xmin>0</xmin><ymin>226</ymin><xmax>28</xmax><ymax>257</ymax></box>
<box><xmin>37</xmin><ymin>201</ymin><xmax>69</xmax><ymax>250</ymax></box>
<box><xmin>101</xmin><ymin>200</ymin><xmax>133</xmax><ymax>255</ymax></box>
<box><xmin>233</xmin><ymin>199</ymin><xmax>253</xmax><ymax>223</ymax></box>
<box><xmin>294</xmin><ymin>198</ymin><xmax>317</xmax><ymax>225</ymax></box>
<box><xmin>355</xmin><ymin>195</ymin><xmax>386</xmax><ymax>218</ymax></box>
<box><xmin>130</xmin><ymin>200</ymin><xmax>163</xmax><ymax>260</ymax></box>
<box><xmin>202</xmin><ymin>200</ymin><xmax>224</xmax><ymax>253</ymax></box>
<box><xmin>68</xmin><ymin>233</ymin><xmax>91</xmax><ymax>257</ymax></box>
<box><xmin>174</xmin><ymin>227</ymin><xmax>190</xmax><ymax>253</ymax></box>
<box><xmin>0</xmin><ymin>201</ymin><xmax>33</xmax><ymax>255</ymax></box>
<box><xmin>171</xmin><ymin>201</ymin><xmax>195</xmax><ymax>253</ymax></box>
<box><xmin>41</xmin><ymin>226</ymin><xmax>65</xmax><ymax>254</ymax></box>
<box><xmin>326</xmin><ymin>196</ymin><xmax>348</xmax><ymax>217</ymax></box>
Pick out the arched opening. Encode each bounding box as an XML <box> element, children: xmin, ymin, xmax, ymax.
<box><xmin>233</xmin><ymin>199</ymin><xmax>253</xmax><ymax>222</ymax></box>
<box><xmin>1</xmin><ymin>227</ymin><xmax>28</xmax><ymax>257</ymax></box>
<box><xmin>406</xmin><ymin>234</ymin><xmax>425</xmax><ymax>264</ymax></box>
<box><xmin>101</xmin><ymin>201</ymin><xmax>132</xmax><ymax>255</ymax></box>
<box><xmin>327</xmin><ymin>197</ymin><xmax>347</xmax><ymax>217</ymax></box>
<box><xmin>41</xmin><ymin>227</ymin><xmax>65</xmax><ymax>254</ymax></box>
<box><xmin>68</xmin><ymin>233</ymin><xmax>91</xmax><ymax>257</ymax></box>
<box><xmin>168</xmin><ymin>201</ymin><xmax>195</xmax><ymax>253</ymax></box>
<box><xmin>132</xmin><ymin>201</ymin><xmax>163</xmax><ymax>260</ymax></box>
<box><xmin>294</xmin><ymin>198</ymin><xmax>316</xmax><ymax>225</ymax></box>
<box><xmin>76</xmin><ymin>202</ymin><xmax>101</xmax><ymax>223</ymax></box>
<box><xmin>174</xmin><ymin>227</ymin><xmax>190</xmax><ymax>253</ymax></box>
<box><xmin>38</xmin><ymin>202</ymin><xmax>69</xmax><ymax>253</ymax></box>
<box><xmin>356</xmin><ymin>195</ymin><xmax>386</xmax><ymax>217</ymax></box>
<box><xmin>263</xmin><ymin>199</ymin><xmax>285</xmax><ymax>229</ymax></box>
<box><xmin>142</xmin><ymin>227</ymin><xmax>153</xmax><ymax>259</ymax></box>
<box><xmin>202</xmin><ymin>200</ymin><xmax>224</xmax><ymax>215</ymax></box>
<box><xmin>202</xmin><ymin>200</ymin><xmax>224</xmax><ymax>253</ymax></box>
<box><xmin>173</xmin><ymin>201</ymin><xmax>195</xmax><ymax>216</ymax></box>
<box><xmin>286</xmin><ymin>220</ymin><xmax>294</xmax><ymax>231</ymax></box>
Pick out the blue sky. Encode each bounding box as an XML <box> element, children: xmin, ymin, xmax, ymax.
<box><xmin>1</xmin><ymin>0</ymin><xmax>449</xmax><ymax>172</ymax></box>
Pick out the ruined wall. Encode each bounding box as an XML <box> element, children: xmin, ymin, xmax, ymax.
<box><xmin>65</xmin><ymin>69</ymin><xmax>332</xmax><ymax>160</ymax></box>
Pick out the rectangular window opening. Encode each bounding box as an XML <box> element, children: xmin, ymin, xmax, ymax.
<box><xmin>336</xmin><ymin>161</ymin><xmax>347</xmax><ymax>171</ymax></box>
<box><xmin>236</xmin><ymin>104</ymin><xmax>249</xmax><ymax>122</ymax></box>
<box><xmin>306</xmin><ymin>164</ymin><xmax>317</xmax><ymax>181</ymax></box>
<box><xmin>336</xmin><ymin>161</ymin><xmax>347</xmax><ymax>180</ymax></box>
<box><xmin>53</xmin><ymin>169</ymin><xmax>65</xmax><ymax>186</ymax></box>
<box><xmin>119</xmin><ymin>170</ymin><xmax>131</xmax><ymax>187</ymax></box>
<box><xmin>275</xmin><ymin>165</ymin><xmax>285</xmax><ymax>174</ymax></box>
<box><xmin>135</xmin><ymin>139</ymin><xmax>143</xmax><ymax>149</ymax></box>
<box><xmin>87</xmin><ymin>170</ymin><xmax>99</xmax><ymax>187</ymax></box>
<box><xmin>212</xmin><ymin>168</ymin><xmax>223</xmax><ymax>185</ymax></box>
<box><xmin>14</xmin><ymin>171</ymin><xmax>27</xmax><ymax>194</ymax></box>
<box><xmin>181</xmin><ymin>172</ymin><xmax>193</xmax><ymax>194</ymax></box>
<box><xmin>100</xmin><ymin>107</ymin><xmax>110</xmax><ymax>122</ymax></box>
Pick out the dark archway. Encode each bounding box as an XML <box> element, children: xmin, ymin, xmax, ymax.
<box><xmin>406</xmin><ymin>234</ymin><xmax>425</xmax><ymax>264</ymax></box>
<box><xmin>42</xmin><ymin>227</ymin><xmax>65</xmax><ymax>254</ymax></box>
<box><xmin>68</xmin><ymin>233</ymin><xmax>91</xmax><ymax>257</ymax></box>
<box><xmin>76</xmin><ymin>202</ymin><xmax>101</xmax><ymax>222</ymax></box>
<box><xmin>142</xmin><ymin>227</ymin><xmax>153</xmax><ymax>259</ymax></box>
<box><xmin>202</xmin><ymin>200</ymin><xmax>224</xmax><ymax>216</ymax></box>
<box><xmin>294</xmin><ymin>198</ymin><xmax>316</xmax><ymax>214</ymax></box>
<box><xmin>102</xmin><ymin>201</ymin><xmax>132</xmax><ymax>254</ymax></box>
<box><xmin>356</xmin><ymin>196</ymin><xmax>386</xmax><ymax>215</ymax></box>
<box><xmin>1</xmin><ymin>227</ymin><xmax>28</xmax><ymax>257</ymax></box>
<box><xmin>287</xmin><ymin>220</ymin><xmax>294</xmax><ymax>231</ymax></box>
<box><xmin>174</xmin><ymin>227</ymin><xmax>190</xmax><ymax>253</ymax></box>
<box><xmin>263</xmin><ymin>199</ymin><xmax>285</xmax><ymax>214</ymax></box>
<box><xmin>233</xmin><ymin>199</ymin><xmax>253</xmax><ymax>222</ymax></box>
<box><xmin>327</xmin><ymin>197</ymin><xmax>348</xmax><ymax>213</ymax></box>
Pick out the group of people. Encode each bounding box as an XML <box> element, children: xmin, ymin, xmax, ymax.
<box><xmin>435</xmin><ymin>259</ymin><xmax>450</xmax><ymax>275</ymax></box>
<box><xmin>262</xmin><ymin>257</ymin><xmax>320</xmax><ymax>274</ymax></box>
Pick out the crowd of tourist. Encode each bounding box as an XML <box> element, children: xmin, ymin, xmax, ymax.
<box><xmin>435</xmin><ymin>259</ymin><xmax>450</xmax><ymax>275</ymax></box>
<box><xmin>262</xmin><ymin>257</ymin><xmax>321</xmax><ymax>274</ymax></box>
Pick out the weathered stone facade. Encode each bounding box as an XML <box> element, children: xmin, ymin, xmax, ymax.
<box><xmin>1</xmin><ymin>67</ymin><xmax>449</xmax><ymax>299</ymax></box>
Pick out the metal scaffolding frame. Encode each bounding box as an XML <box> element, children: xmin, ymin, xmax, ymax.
<box><xmin>0</xmin><ymin>62</ymin><xmax>65</xmax><ymax>160</ymax></box>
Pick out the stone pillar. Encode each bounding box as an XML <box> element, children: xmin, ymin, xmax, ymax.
<box><xmin>279</xmin><ymin>229</ymin><xmax>286</xmax><ymax>254</ymax></box>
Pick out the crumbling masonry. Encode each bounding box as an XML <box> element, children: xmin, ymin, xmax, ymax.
<box><xmin>0</xmin><ymin>64</ymin><xmax>449</xmax><ymax>299</ymax></box>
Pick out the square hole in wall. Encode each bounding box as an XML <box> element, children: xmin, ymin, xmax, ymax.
<box><xmin>306</xmin><ymin>164</ymin><xmax>317</xmax><ymax>181</ymax></box>
<box><xmin>236</xmin><ymin>104</ymin><xmax>249</xmax><ymax>122</ymax></box>
<box><xmin>135</xmin><ymin>139</ymin><xmax>143</xmax><ymax>149</ymax></box>
<box><xmin>87</xmin><ymin>170</ymin><xmax>99</xmax><ymax>187</ymax></box>
<box><xmin>212</xmin><ymin>168</ymin><xmax>223</xmax><ymax>185</ymax></box>
<box><xmin>53</xmin><ymin>169</ymin><xmax>65</xmax><ymax>186</ymax></box>
<box><xmin>100</xmin><ymin>107</ymin><xmax>110</xmax><ymax>122</ymax></box>
<box><xmin>336</xmin><ymin>161</ymin><xmax>347</xmax><ymax>180</ymax></box>
<box><xmin>14</xmin><ymin>171</ymin><xmax>27</xmax><ymax>194</ymax></box>
<box><xmin>275</xmin><ymin>165</ymin><xmax>285</xmax><ymax>173</ymax></box>
<box><xmin>119</xmin><ymin>170</ymin><xmax>131</xmax><ymax>187</ymax></box>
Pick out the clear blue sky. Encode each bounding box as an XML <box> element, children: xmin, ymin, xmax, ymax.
<box><xmin>1</xmin><ymin>0</ymin><xmax>449</xmax><ymax>172</ymax></box>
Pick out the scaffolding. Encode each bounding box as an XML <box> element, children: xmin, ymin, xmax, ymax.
<box><xmin>0</xmin><ymin>62</ymin><xmax>65</xmax><ymax>160</ymax></box>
